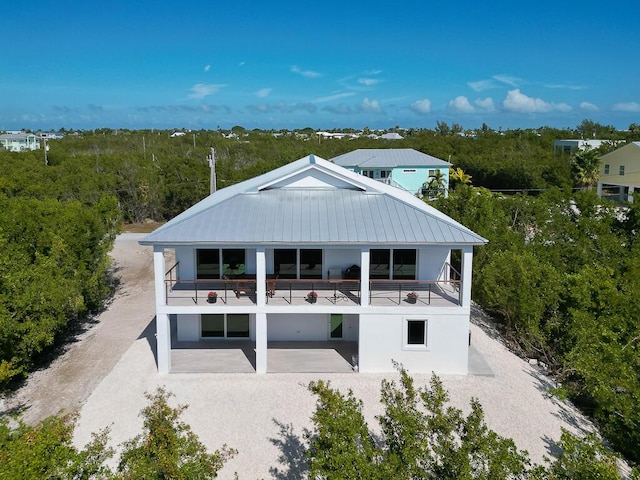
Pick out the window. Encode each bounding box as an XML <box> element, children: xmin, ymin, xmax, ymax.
<box><xmin>222</xmin><ymin>249</ymin><xmax>245</xmax><ymax>276</ymax></box>
<box><xmin>428</xmin><ymin>169</ymin><xmax>438</xmax><ymax>178</ymax></box>
<box><xmin>620</xmin><ymin>165</ymin><xmax>625</xmax><ymax>176</ymax></box>
<box><xmin>300</xmin><ymin>249</ymin><xmax>322</xmax><ymax>279</ymax></box>
<box><xmin>330</xmin><ymin>314</ymin><xmax>343</xmax><ymax>339</ymax></box>
<box><xmin>197</xmin><ymin>249</ymin><xmax>220</xmax><ymax>279</ymax></box>
<box><xmin>201</xmin><ymin>314</ymin><xmax>249</xmax><ymax>338</ymax></box>
<box><xmin>380</xmin><ymin>170</ymin><xmax>387</xmax><ymax>178</ymax></box>
<box><xmin>404</xmin><ymin>318</ymin><xmax>428</xmax><ymax>349</ymax></box>
<box><xmin>274</xmin><ymin>249</ymin><xmax>297</xmax><ymax>279</ymax></box>
<box><xmin>604</xmin><ymin>164</ymin><xmax>610</xmax><ymax>175</ymax></box>
<box><xmin>370</xmin><ymin>249</ymin><xmax>390</xmax><ymax>279</ymax></box>
<box><xmin>393</xmin><ymin>249</ymin><xmax>417</xmax><ymax>280</ymax></box>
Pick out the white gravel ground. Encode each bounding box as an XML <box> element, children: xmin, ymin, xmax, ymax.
<box><xmin>72</xmin><ymin>306</ymin><xmax>595</xmax><ymax>479</ymax></box>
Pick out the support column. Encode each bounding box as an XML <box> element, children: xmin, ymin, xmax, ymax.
<box><xmin>255</xmin><ymin>312</ymin><xmax>267</xmax><ymax>374</ymax></box>
<box><xmin>628</xmin><ymin>186</ymin><xmax>634</xmax><ymax>203</ymax></box>
<box><xmin>256</xmin><ymin>247</ymin><xmax>266</xmax><ymax>306</ymax></box>
<box><xmin>460</xmin><ymin>246</ymin><xmax>473</xmax><ymax>307</ymax></box>
<box><xmin>596</xmin><ymin>182</ymin><xmax>603</xmax><ymax>198</ymax></box>
<box><xmin>619</xmin><ymin>185</ymin><xmax>625</xmax><ymax>201</ymax></box>
<box><xmin>153</xmin><ymin>246</ymin><xmax>166</xmax><ymax>305</ymax></box>
<box><xmin>156</xmin><ymin>313</ymin><xmax>171</xmax><ymax>374</ymax></box>
<box><xmin>360</xmin><ymin>248</ymin><xmax>370</xmax><ymax>305</ymax></box>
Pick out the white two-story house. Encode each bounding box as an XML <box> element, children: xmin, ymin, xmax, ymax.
<box><xmin>139</xmin><ymin>155</ymin><xmax>487</xmax><ymax>375</ymax></box>
<box><xmin>331</xmin><ymin>148</ymin><xmax>451</xmax><ymax>196</ymax></box>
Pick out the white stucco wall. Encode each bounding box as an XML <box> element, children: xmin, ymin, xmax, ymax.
<box><xmin>267</xmin><ymin>313</ymin><xmax>330</xmax><ymax>341</ymax></box>
<box><xmin>357</xmin><ymin>312</ymin><xmax>469</xmax><ymax>374</ymax></box>
<box><xmin>175</xmin><ymin>247</ymin><xmax>195</xmax><ymax>280</ymax></box>
<box><xmin>176</xmin><ymin>313</ymin><xmax>200</xmax><ymax>341</ymax></box>
<box><xmin>417</xmin><ymin>246</ymin><xmax>449</xmax><ymax>280</ymax></box>
<box><xmin>324</xmin><ymin>249</ymin><xmax>361</xmax><ymax>277</ymax></box>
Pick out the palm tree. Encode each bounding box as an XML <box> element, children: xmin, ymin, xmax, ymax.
<box><xmin>421</xmin><ymin>169</ymin><xmax>446</xmax><ymax>199</ymax></box>
<box><xmin>449</xmin><ymin>167</ymin><xmax>472</xmax><ymax>189</ymax></box>
<box><xmin>571</xmin><ymin>148</ymin><xmax>600</xmax><ymax>190</ymax></box>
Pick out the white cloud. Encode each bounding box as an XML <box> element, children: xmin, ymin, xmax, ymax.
<box><xmin>187</xmin><ymin>83</ymin><xmax>225</xmax><ymax>99</ymax></box>
<box><xmin>448</xmin><ymin>96</ymin><xmax>475</xmax><ymax>113</ymax></box>
<box><xmin>493</xmin><ymin>74</ymin><xmax>521</xmax><ymax>87</ymax></box>
<box><xmin>204</xmin><ymin>64</ymin><xmax>211</xmax><ymax>72</ymax></box>
<box><xmin>580</xmin><ymin>101</ymin><xmax>599</xmax><ymax>111</ymax></box>
<box><xmin>475</xmin><ymin>97</ymin><xmax>496</xmax><ymax>112</ymax></box>
<box><xmin>468</xmin><ymin>79</ymin><xmax>496</xmax><ymax>92</ymax></box>
<box><xmin>361</xmin><ymin>97</ymin><xmax>382</xmax><ymax>113</ymax></box>
<box><xmin>358</xmin><ymin>78</ymin><xmax>381</xmax><ymax>86</ymax></box>
<box><xmin>503</xmin><ymin>89</ymin><xmax>571</xmax><ymax>113</ymax></box>
<box><xmin>290</xmin><ymin>65</ymin><xmax>321</xmax><ymax>78</ymax></box>
<box><xmin>313</xmin><ymin>92</ymin><xmax>356</xmax><ymax>103</ymax></box>
<box><xmin>256</xmin><ymin>88</ymin><xmax>271</xmax><ymax>98</ymax></box>
<box><xmin>409</xmin><ymin>99</ymin><xmax>431</xmax><ymax>114</ymax></box>
<box><xmin>612</xmin><ymin>102</ymin><xmax>640</xmax><ymax>112</ymax></box>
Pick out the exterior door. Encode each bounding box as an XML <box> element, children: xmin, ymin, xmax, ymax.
<box><xmin>330</xmin><ymin>314</ymin><xmax>343</xmax><ymax>339</ymax></box>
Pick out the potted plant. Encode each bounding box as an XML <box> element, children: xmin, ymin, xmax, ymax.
<box><xmin>406</xmin><ymin>291</ymin><xmax>418</xmax><ymax>304</ymax></box>
<box><xmin>207</xmin><ymin>291</ymin><xmax>218</xmax><ymax>303</ymax></box>
<box><xmin>307</xmin><ymin>291</ymin><xmax>318</xmax><ymax>303</ymax></box>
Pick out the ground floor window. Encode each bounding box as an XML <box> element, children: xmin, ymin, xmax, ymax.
<box><xmin>201</xmin><ymin>313</ymin><xmax>250</xmax><ymax>338</ymax></box>
<box><xmin>404</xmin><ymin>318</ymin><xmax>428</xmax><ymax>348</ymax></box>
<box><xmin>330</xmin><ymin>314</ymin><xmax>343</xmax><ymax>339</ymax></box>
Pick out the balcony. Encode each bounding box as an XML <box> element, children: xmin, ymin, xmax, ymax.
<box><xmin>164</xmin><ymin>265</ymin><xmax>461</xmax><ymax>308</ymax></box>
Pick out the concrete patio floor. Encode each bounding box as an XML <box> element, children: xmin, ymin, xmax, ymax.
<box><xmin>170</xmin><ymin>339</ymin><xmax>493</xmax><ymax>376</ymax></box>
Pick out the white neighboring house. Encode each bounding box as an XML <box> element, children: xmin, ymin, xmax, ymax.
<box><xmin>553</xmin><ymin>139</ymin><xmax>605</xmax><ymax>154</ymax></box>
<box><xmin>0</xmin><ymin>132</ymin><xmax>40</xmax><ymax>152</ymax></box>
<box><xmin>139</xmin><ymin>155</ymin><xmax>487</xmax><ymax>375</ymax></box>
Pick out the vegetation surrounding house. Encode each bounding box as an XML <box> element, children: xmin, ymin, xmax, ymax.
<box><xmin>0</xmin><ymin>119</ymin><xmax>640</xmax><ymax>470</ymax></box>
<box><xmin>597</xmin><ymin>141</ymin><xmax>640</xmax><ymax>201</ymax></box>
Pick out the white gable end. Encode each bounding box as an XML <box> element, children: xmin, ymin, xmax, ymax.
<box><xmin>261</xmin><ymin>168</ymin><xmax>364</xmax><ymax>190</ymax></box>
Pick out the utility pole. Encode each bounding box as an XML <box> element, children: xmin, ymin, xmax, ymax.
<box><xmin>207</xmin><ymin>147</ymin><xmax>217</xmax><ymax>195</ymax></box>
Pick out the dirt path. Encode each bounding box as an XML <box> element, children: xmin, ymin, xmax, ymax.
<box><xmin>1</xmin><ymin>233</ymin><xmax>155</xmax><ymax>425</ymax></box>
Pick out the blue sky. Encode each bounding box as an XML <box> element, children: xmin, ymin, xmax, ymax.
<box><xmin>3</xmin><ymin>0</ymin><xmax>639</xmax><ymax>131</ymax></box>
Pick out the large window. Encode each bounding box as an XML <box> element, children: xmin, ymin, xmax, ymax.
<box><xmin>604</xmin><ymin>164</ymin><xmax>610</xmax><ymax>174</ymax></box>
<box><xmin>393</xmin><ymin>250</ymin><xmax>417</xmax><ymax>280</ymax></box>
<box><xmin>620</xmin><ymin>165</ymin><xmax>625</xmax><ymax>176</ymax></box>
<box><xmin>274</xmin><ymin>249</ymin><xmax>322</xmax><ymax>279</ymax></box>
<box><xmin>201</xmin><ymin>314</ymin><xmax>249</xmax><ymax>338</ymax></box>
<box><xmin>274</xmin><ymin>249</ymin><xmax>297</xmax><ymax>279</ymax></box>
<box><xmin>197</xmin><ymin>249</ymin><xmax>220</xmax><ymax>279</ymax></box>
<box><xmin>370</xmin><ymin>249</ymin><xmax>390</xmax><ymax>279</ymax></box>
<box><xmin>300</xmin><ymin>249</ymin><xmax>322</xmax><ymax>279</ymax></box>
<box><xmin>223</xmin><ymin>249</ymin><xmax>246</xmax><ymax>276</ymax></box>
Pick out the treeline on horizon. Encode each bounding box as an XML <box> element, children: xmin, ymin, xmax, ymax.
<box><xmin>0</xmin><ymin>119</ymin><xmax>639</xmax><ymax>468</ymax></box>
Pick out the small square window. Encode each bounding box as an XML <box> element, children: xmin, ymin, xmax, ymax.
<box><xmin>620</xmin><ymin>165</ymin><xmax>625</xmax><ymax>176</ymax></box>
<box><xmin>604</xmin><ymin>164</ymin><xmax>609</xmax><ymax>175</ymax></box>
<box><xmin>404</xmin><ymin>319</ymin><xmax>428</xmax><ymax>349</ymax></box>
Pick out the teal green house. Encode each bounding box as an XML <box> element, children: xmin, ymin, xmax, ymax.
<box><xmin>331</xmin><ymin>148</ymin><xmax>451</xmax><ymax>196</ymax></box>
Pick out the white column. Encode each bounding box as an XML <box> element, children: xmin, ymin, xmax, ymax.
<box><xmin>460</xmin><ymin>246</ymin><xmax>473</xmax><ymax>307</ymax></box>
<box><xmin>596</xmin><ymin>182</ymin><xmax>603</xmax><ymax>198</ymax></box>
<box><xmin>360</xmin><ymin>248</ymin><xmax>370</xmax><ymax>305</ymax></box>
<box><xmin>256</xmin><ymin>248</ymin><xmax>266</xmax><ymax>306</ymax></box>
<box><xmin>156</xmin><ymin>313</ymin><xmax>171</xmax><ymax>374</ymax></box>
<box><xmin>619</xmin><ymin>185</ymin><xmax>625</xmax><ymax>201</ymax></box>
<box><xmin>628</xmin><ymin>186</ymin><xmax>634</xmax><ymax>203</ymax></box>
<box><xmin>153</xmin><ymin>246</ymin><xmax>166</xmax><ymax>305</ymax></box>
<box><xmin>255</xmin><ymin>313</ymin><xmax>267</xmax><ymax>374</ymax></box>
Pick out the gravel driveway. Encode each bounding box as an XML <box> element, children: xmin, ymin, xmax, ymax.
<box><xmin>3</xmin><ymin>233</ymin><xmax>596</xmax><ymax>479</ymax></box>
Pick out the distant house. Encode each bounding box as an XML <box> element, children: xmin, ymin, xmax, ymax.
<box><xmin>553</xmin><ymin>139</ymin><xmax>604</xmax><ymax>154</ymax></box>
<box><xmin>331</xmin><ymin>148</ymin><xmax>451</xmax><ymax>196</ymax></box>
<box><xmin>380</xmin><ymin>132</ymin><xmax>404</xmax><ymax>140</ymax></box>
<box><xmin>139</xmin><ymin>155</ymin><xmax>487</xmax><ymax>375</ymax></box>
<box><xmin>597</xmin><ymin>142</ymin><xmax>640</xmax><ymax>202</ymax></box>
<box><xmin>39</xmin><ymin>131</ymin><xmax>65</xmax><ymax>140</ymax></box>
<box><xmin>170</xmin><ymin>131</ymin><xmax>186</xmax><ymax>138</ymax></box>
<box><xmin>0</xmin><ymin>132</ymin><xmax>40</xmax><ymax>152</ymax></box>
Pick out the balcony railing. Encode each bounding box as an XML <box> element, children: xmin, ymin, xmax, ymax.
<box><xmin>163</xmin><ymin>268</ymin><xmax>461</xmax><ymax>307</ymax></box>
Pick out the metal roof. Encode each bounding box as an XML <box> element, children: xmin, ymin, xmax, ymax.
<box><xmin>140</xmin><ymin>155</ymin><xmax>486</xmax><ymax>246</ymax></box>
<box><xmin>332</xmin><ymin>148</ymin><xmax>451</xmax><ymax>168</ymax></box>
